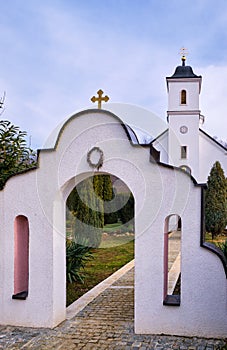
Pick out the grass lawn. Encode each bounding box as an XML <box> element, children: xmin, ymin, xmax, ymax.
<box><xmin>205</xmin><ymin>231</ymin><xmax>227</xmax><ymax>245</ymax></box>
<box><xmin>99</xmin><ymin>232</ymin><xmax>134</xmax><ymax>248</ymax></box>
<box><xmin>66</xmin><ymin>236</ymin><xmax>134</xmax><ymax>306</ymax></box>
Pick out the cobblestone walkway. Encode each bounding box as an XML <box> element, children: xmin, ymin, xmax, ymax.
<box><xmin>0</xmin><ymin>266</ymin><xmax>226</xmax><ymax>349</ymax></box>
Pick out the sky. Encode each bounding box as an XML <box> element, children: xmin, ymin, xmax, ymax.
<box><xmin>0</xmin><ymin>0</ymin><xmax>227</xmax><ymax>149</ymax></box>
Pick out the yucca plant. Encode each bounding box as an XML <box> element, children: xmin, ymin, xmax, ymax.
<box><xmin>66</xmin><ymin>239</ymin><xmax>93</xmax><ymax>284</ymax></box>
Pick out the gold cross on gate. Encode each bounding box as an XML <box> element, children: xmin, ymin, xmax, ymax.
<box><xmin>91</xmin><ymin>89</ymin><xmax>109</xmax><ymax>109</ymax></box>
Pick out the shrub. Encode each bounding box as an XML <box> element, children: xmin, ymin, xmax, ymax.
<box><xmin>0</xmin><ymin>120</ymin><xmax>37</xmax><ymax>189</ymax></box>
<box><xmin>66</xmin><ymin>240</ymin><xmax>93</xmax><ymax>284</ymax></box>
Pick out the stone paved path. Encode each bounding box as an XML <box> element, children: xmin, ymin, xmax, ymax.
<box><xmin>0</xmin><ymin>265</ymin><xmax>226</xmax><ymax>349</ymax></box>
<box><xmin>168</xmin><ymin>230</ymin><xmax>181</xmax><ymax>294</ymax></box>
<box><xmin>168</xmin><ymin>230</ymin><xmax>181</xmax><ymax>271</ymax></box>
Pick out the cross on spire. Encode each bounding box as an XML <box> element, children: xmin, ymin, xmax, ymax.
<box><xmin>91</xmin><ymin>89</ymin><xmax>109</xmax><ymax>109</ymax></box>
<box><xmin>179</xmin><ymin>47</ymin><xmax>188</xmax><ymax>66</ymax></box>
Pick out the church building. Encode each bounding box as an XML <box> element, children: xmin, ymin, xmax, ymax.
<box><xmin>151</xmin><ymin>55</ymin><xmax>226</xmax><ymax>183</ymax></box>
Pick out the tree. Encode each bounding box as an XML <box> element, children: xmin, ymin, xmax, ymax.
<box><xmin>205</xmin><ymin>161</ymin><xmax>227</xmax><ymax>239</ymax></box>
<box><xmin>93</xmin><ymin>174</ymin><xmax>114</xmax><ymax>225</ymax></box>
<box><xmin>118</xmin><ymin>193</ymin><xmax>134</xmax><ymax>224</ymax></box>
<box><xmin>67</xmin><ymin>176</ymin><xmax>105</xmax><ymax>247</ymax></box>
<box><xmin>67</xmin><ymin>174</ymin><xmax>135</xmax><ymax>245</ymax></box>
<box><xmin>0</xmin><ymin>120</ymin><xmax>36</xmax><ymax>189</ymax></box>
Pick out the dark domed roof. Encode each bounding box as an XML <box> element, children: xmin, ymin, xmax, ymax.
<box><xmin>168</xmin><ymin>58</ymin><xmax>201</xmax><ymax>79</ymax></box>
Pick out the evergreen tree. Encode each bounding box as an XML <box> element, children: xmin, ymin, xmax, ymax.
<box><xmin>67</xmin><ymin>177</ymin><xmax>104</xmax><ymax>247</ymax></box>
<box><xmin>205</xmin><ymin>161</ymin><xmax>227</xmax><ymax>239</ymax></box>
<box><xmin>92</xmin><ymin>174</ymin><xmax>115</xmax><ymax>225</ymax></box>
<box><xmin>118</xmin><ymin>193</ymin><xmax>134</xmax><ymax>224</ymax></box>
<box><xmin>92</xmin><ymin>174</ymin><xmax>105</xmax><ymax>228</ymax></box>
<box><xmin>92</xmin><ymin>174</ymin><xmax>104</xmax><ymax>199</ymax></box>
<box><xmin>0</xmin><ymin>120</ymin><xmax>36</xmax><ymax>189</ymax></box>
<box><xmin>67</xmin><ymin>175</ymin><xmax>114</xmax><ymax>247</ymax></box>
<box><xmin>102</xmin><ymin>175</ymin><xmax>113</xmax><ymax>201</ymax></box>
<box><xmin>67</xmin><ymin>174</ymin><xmax>135</xmax><ymax>245</ymax></box>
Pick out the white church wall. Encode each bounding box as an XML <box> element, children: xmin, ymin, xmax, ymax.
<box><xmin>152</xmin><ymin>131</ymin><xmax>169</xmax><ymax>164</ymax></box>
<box><xmin>199</xmin><ymin>131</ymin><xmax>227</xmax><ymax>183</ymax></box>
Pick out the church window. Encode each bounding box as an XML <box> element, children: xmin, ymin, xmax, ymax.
<box><xmin>181</xmin><ymin>146</ymin><xmax>187</xmax><ymax>159</ymax></box>
<box><xmin>181</xmin><ymin>90</ymin><xmax>187</xmax><ymax>104</ymax></box>
<box><xmin>163</xmin><ymin>215</ymin><xmax>181</xmax><ymax>306</ymax></box>
<box><xmin>12</xmin><ymin>215</ymin><xmax>29</xmax><ymax>300</ymax></box>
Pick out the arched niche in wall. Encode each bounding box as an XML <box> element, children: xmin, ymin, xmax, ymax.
<box><xmin>163</xmin><ymin>214</ymin><xmax>181</xmax><ymax>306</ymax></box>
<box><xmin>12</xmin><ymin>215</ymin><xmax>29</xmax><ymax>300</ymax></box>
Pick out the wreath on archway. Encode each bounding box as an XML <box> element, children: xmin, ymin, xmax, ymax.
<box><xmin>87</xmin><ymin>147</ymin><xmax>104</xmax><ymax>170</ymax></box>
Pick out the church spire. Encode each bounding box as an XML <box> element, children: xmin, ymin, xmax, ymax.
<box><xmin>182</xmin><ymin>56</ymin><xmax>186</xmax><ymax>66</ymax></box>
<box><xmin>167</xmin><ymin>49</ymin><xmax>201</xmax><ymax>81</ymax></box>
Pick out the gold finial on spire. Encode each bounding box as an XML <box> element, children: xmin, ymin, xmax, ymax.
<box><xmin>179</xmin><ymin>47</ymin><xmax>188</xmax><ymax>65</ymax></box>
<box><xmin>91</xmin><ymin>89</ymin><xmax>109</xmax><ymax>109</ymax></box>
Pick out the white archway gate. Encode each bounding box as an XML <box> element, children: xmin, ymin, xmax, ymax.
<box><xmin>0</xmin><ymin>109</ymin><xmax>226</xmax><ymax>337</ymax></box>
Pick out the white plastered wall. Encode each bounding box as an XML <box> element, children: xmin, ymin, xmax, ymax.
<box><xmin>0</xmin><ymin>109</ymin><xmax>226</xmax><ymax>337</ymax></box>
<box><xmin>199</xmin><ymin>131</ymin><xmax>227</xmax><ymax>183</ymax></box>
<box><xmin>135</xmin><ymin>167</ymin><xmax>227</xmax><ymax>338</ymax></box>
<box><xmin>167</xmin><ymin>80</ymin><xmax>200</xmax><ymax>112</ymax></box>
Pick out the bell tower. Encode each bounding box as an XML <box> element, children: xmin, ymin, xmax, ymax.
<box><xmin>166</xmin><ymin>54</ymin><xmax>202</xmax><ymax>180</ymax></box>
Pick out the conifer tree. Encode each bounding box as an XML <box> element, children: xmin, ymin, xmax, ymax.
<box><xmin>93</xmin><ymin>174</ymin><xmax>114</xmax><ymax>225</ymax></box>
<box><xmin>205</xmin><ymin>161</ymin><xmax>227</xmax><ymax>239</ymax></box>
<box><xmin>67</xmin><ymin>175</ymin><xmax>114</xmax><ymax>247</ymax></box>
<box><xmin>92</xmin><ymin>174</ymin><xmax>104</xmax><ymax>228</ymax></box>
<box><xmin>102</xmin><ymin>175</ymin><xmax>113</xmax><ymax>201</ymax></box>
<box><xmin>67</xmin><ymin>177</ymin><xmax>104</xmax><ymax>247</ymax></box>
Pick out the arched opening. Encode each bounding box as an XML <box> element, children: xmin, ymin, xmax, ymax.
<box><xmin>12</xmin><ymin>215</ymin><xmax>29</xmax><ymax>300</ymax></box>
<box><xmin>181</xmin><ymin>89</ymin><xmax>187</xmax><ymax>104</ymax></box>
<box><xmin>180</xmin><ymin>165</ymin><xmax>191</xmax><ymax>175</ymax></box>
<box><xmin>65</xmin><ymin>173</ymin><xmax>135</xmax><ymax>306</ymax></box>
<box><xmin>163</xmin><ymin>214</ymin><xmax>181</xmax><ymax>306</ymax></box>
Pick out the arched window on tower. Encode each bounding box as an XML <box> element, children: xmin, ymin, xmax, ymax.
<box><xmin>181</xmin><ymin>90</ymin><xmax>187</xmax><ymax>104</ymax></box>
<box><xmin>12</xmin><ymin>215</ymin><xmax>29</xmax><ymax>300</ymax></box>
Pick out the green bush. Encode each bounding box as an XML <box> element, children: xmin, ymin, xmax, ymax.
<box><xmin>66</xmin><ymin>240</ymin><xmax>93</xmax><ymax>284</ymax></box>
<box><xmin>0</xmin><ymin>120</ymin><xmax>37</xmax><ymax>189</ymax></box>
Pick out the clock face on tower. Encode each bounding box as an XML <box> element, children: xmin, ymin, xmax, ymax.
<box><xmin>180</xmin><ymin>125</ymin><xmax>188</xmax><ymax>134</ymax></box>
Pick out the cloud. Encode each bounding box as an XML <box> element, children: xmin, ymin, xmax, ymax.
<box><xmin>0</xmin><ymin>4</ymin><xmax>170</xmax><ymax>148</ymax></box>
<box><xmin>0</xmin><ymin>1</ymin><xmax>226</xmax><ymax>148</ymax></box>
